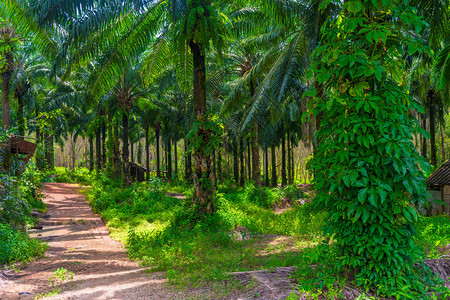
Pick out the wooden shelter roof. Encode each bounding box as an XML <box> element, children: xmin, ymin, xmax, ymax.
<box><xmin>426</xmin><ymin>161</ymin><xmax>450</xmax><ymax>189</ymax></box>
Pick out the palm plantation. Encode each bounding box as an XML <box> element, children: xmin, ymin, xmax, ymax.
<box><xmin>0</xmin><ymin>0</ymin><xmax>449</xmax><ymax>299</ymax></box>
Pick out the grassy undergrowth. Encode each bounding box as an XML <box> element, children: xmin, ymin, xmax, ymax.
<box><xmin>52</xmin><ymin>168</ymin><xmax>450</xmax><ymax>297</ymax></box>
<box><xmin>86</xmin><ymin>176</ymin><xmax>323</xmax><ymax>291</ymax></box>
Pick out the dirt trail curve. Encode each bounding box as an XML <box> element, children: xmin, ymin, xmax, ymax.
<box><xmin>0</xmin><ymin>183</ymin><xmax>215</xmax><ymax>300</ymax></box>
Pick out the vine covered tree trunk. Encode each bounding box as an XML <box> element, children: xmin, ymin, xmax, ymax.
<box><xmin>16</xmin><ymin>90</ymin><xmax>25</xmax><ymax>137</ymax></box>
<box><xmin>112</xmin><ymin>120</ymin><xmax>120</xmax><ymax>178</ymax></box>
<box><xmin>428</xmin><ymin>89</ymin><xmax>437</xmax><ymax>166</ymax></box>
<box><xmin>310</xmin><ymin>1</ymin><xmax>437</xmax><ymax>296</ymax></box>
<box><xmin>122</xmin><ymin>111</ymin><xmax>130</xmax><ymax>185</ymax></box>
<box><xmin>1</xmin><ymin>29</ymin><xmax>13</xmax><ymax>172</ymax></box>
<box><xmin>189</xmin><ymin>39</ymin><xmax>215</xmax><ymax>215</ymax></box>
<box><xmin>281</xmin><ymin>134</ymin><xmax>287</xmax><ymax>186</ymax></box>
<box><xmin>45</xmin><ymin>134</ymin><xmax>54</xmax><ymax>170</ymax></box>
<box><xmin>130</xmin><ymin>141</ymin><xmax>134</xmax><ymax>163</ymax></box>
<box><xmin>271</xmin><ymin>145</ymin><xmax>277</xmax><ymax>187</ymax></box>
<box><xmin>217</xmin><ymin>147</ymin><xmax>222</xmax><ymax>182</ymax></box>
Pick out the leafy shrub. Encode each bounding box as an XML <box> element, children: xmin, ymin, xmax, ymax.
<box><xmin>281</xmin><ymin>184</ymin><xmax>306</xmax><ymax>201</ymax></box>
<box><xmin>417</xmin><ymin>215</ymin><xmax>450</xmax><ymax>258</ymax></box>
<box><xmin>0</xmin><ymin>223</ymin><xmax>47</xmax><ymax>264</ymax></box>
<box><xmin>243</xmin><ymin>183</ymin><xmax>277</xmax><ymax>208</ymax></box>
<box><xmin>0</xmin><ymin>175</ymin><xmax>31</xmax><ymax>226</ymax></box>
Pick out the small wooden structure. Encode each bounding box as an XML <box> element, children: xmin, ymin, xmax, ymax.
<box><xmin>129</xmin><ymin>162</ymin><xmax>147</xmax><ymax>182</ymax></box>
<box><xmin>426</xmin><ymin>161</ymin><xmax>450</xmax><ymax>215</ymax></box>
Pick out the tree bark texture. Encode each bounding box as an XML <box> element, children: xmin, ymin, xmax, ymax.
<box><xmin>422</xmin><ymin>114</ymin><xmax>427</xmax><ymax>159</ymax></box>
<box><xmin>155</xmin><ymin>123</ymin><xmax>161</xmax><ymax>178</ymax></box>
<box><xmin>95</xmin><ymin>127</ymin><xmax>102</xmax><ymax>170</ymax></box>
<box><xmin>233</xmin><ymin>141</ymin><xmax>239</xmax><ymax>184</ymax></box>
<box><xmin>89</xmin><ymin>134</ymin><xmax>94</xmax><ymax>171</ymax></box>
<box><xmin>240</xmin><ymin>139</ymin><xmax>245</xmax><ymax>186</ymax></box>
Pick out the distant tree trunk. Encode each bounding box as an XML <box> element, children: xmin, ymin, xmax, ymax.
<box><xmin>167</xmin><ymin>139</ymin><xmax>172</xmax><ymax>181</ymax></box>
<box><xmin>240</xmin><ymin>139</ymin><xmax>245</xmax><ymax>186</ymax></box>
<box><xmin>112</xmin><ymin>120</ymin><xmax>120</xmax><ymax>177</ymax></box>
<box><xmin>46</xmin><ymin>134</ymin><xmax>54</xmax><ymax>170</ymax></box>
<box><xmin>102</xmin><ymin>120</ymin><xmax>106</xmax><ymax>168</ymax></box>
<box><xmin>174</xmin><ymin>140</ymin><xmax>178</xmax><ymax>180</ymax></box>
<box><xmin>89</xmin><ymin>134</ymin><xmax>94</xmax><ymax>172</ymax></box>
<box><xmin>130</xmin><ymin>141</ymin><xmax>134</xmax><ymax>163</ymax></box>
<box><xmin>185</xmin><ymin>140</ymin><xmax>192</xmax><ymax>182</ymax></box>
<box><xmin>122</xmin><ymin>111</ymin><xmax>130</xmax><ymax>185</ymax></box>
<box><xmin>428</xmin><ymin>89</ymin><xmax>437</xmax><ymax>166</ymax></box>
<box><xmin>233</xmin><ymin>141</ymin><xmax>239</xmax><ymax>184</ymax></box>
<box><xmin>95</xmin><ymin>127</ymin><xmax>101</xmax><ymax>170</ymax></box>
<box><xmin>155</xmin><ymin>123</ymin><xmax>161</xmax><ymax>178</ymax></box>
<box><xmin>281</xmin><ymin>134</ymin><xmax>287</xmax><ymax>186</ymax></box>
<box><xmin>264</xmin><ymin>146</ymin><xmax>269</xmax><ymax>186</ymax></box>
<box><xmin>35</xmin><ymin>107</ymin><xmax>43</xmax><ymax>170</ymax></box>
<box><xmin>441</xmin><ymin>126</ymin><xmax>446</xmax><ymax>163</ymax></box>
<box><xmin>422</xmin><ymin>115</ymin><xmax>427</xmax><ymax>159</ymax></box>
<box><xmin>16</xmin><ymin>89</ymin><xmax>25</xmax><ymax>136</ymax></box>
<box><xmin>145</xmin><ymin>125</ymin><xmax>150</xmax><ymax>179</ymax></box>
<box><xmin>291</xmin><ymin>139</ymin><xmax>295</xmax><ymax>183</ymax></box>
<box><xmin>287</xmin><ymin>134</ymin><xmax>292</xmax><ymax>184</ymax></box>
<box><xmin>217</xmin><ymin>148</ymin><xmax>223</xmax><ymax>182</ymax></box>
<box><xmin>271</xmin><ymin>145</ymin><xmax>277</xmax><ymax>187</ymax></box>
<box><xmin>247</xmin><ymin>138</ymin><xmax>251</xmax><ymax>180</ymax></box>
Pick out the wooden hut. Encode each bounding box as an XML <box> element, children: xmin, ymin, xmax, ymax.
<box><xmin>426</xmin><ymin>161</ymin><xmax>450</xmax><ymax>215</ymax></box>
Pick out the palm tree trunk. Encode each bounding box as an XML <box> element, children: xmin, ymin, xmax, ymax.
<box><xmin>95</xmin><ymin>127</ymin><xmax>101</xmax><ymax>170</ymax></box>
<box><xmin>441</xmin><ymin>126</ymin><xmax>446</xmax><ymax>163</ymax></box>
<box><xmin>46</xmin><ymin>134</ymin><xmax>54</xmax><ymax>170</ymax></box>
<box><xmin>89</xmin><ymin>134</ymin><xmax>94</xmax><ymax>172</ymax></box>
<box><xmin>217</xmin><ymin>147</ymin><xmax>222</xmax><ymax>182</ymax></box>
<box><xmin>102</xmin><ymin>120</ymin><xmax>106</xmax><ymax>168</ymax></box>
<box><xmin>185</xmin><ymin>140</ymin><xmax>192</xmax><ymax>182</ymax></box>
<box><xmin>264</xmin><ymin>146</ymin><xmax>269</xmax><ymax>186</ymax></box>
<box><xmin>287</xmin><ymin>133</ymin><xmax>292</xmax><ymax>184</ymax></box>
<box><xmin>1</xmin><ymin>49</ymin><xmax>13</xmax><ymax>172</ymax></box>
<box><xmin>240</xmin><ymin>139</ymin><xmax>245</xmax><ymax>186</ymax></box>
<box><xmin>190</xmin><ymin>40</ymin><xmax>215</xmax><ymax>215</ymax></box>
<box><xmin>271</xmin><ymin>145</ymin><xmax>277</xmax><ymax>187</ymax></box>
<box><xmin>251</xmin><ymin>122</ymin><xmax>260</xmax><ymax>185</ymax></box>
<box><xmin>167</xmin><ymin>139</ymin><xmax>172</xmax><ymax>181</ymax></box>
<box><xmin>155</xmin><ymin>124</ymin><xmax>161</xmax><ymax>178</ymax></box>
<box><xmin>130</xmin><ymin>141</ymin><xmax>134</xmax><ymax>163</ymax></box>
<box><xmin>174</xmin><ymin>140</ymin><xmax>178</xmax><ymax>180</ymax></box>
<box><xmin>428</xmin><ymin>89</ymin><xmax>437</xmax><ymax>166</ymax></box>
<box><xmin>122</xmin><ymin>111</ymin><xmax>130</xmax><ymax>185</ymax></box>
<box><xmin>16</xmin><ymin>91</ymin><xmax>24</xmax><ymax>136</ymax></box>
<box><xmin>281</xmin><ymin>134</ymin><xmax>287</xmax><ymax>186</ymax></box>
<box><xmin>291</xmin><ymin>139</ymin><xmax>295</xmax><ymax>183</ymax></box>
<box><xmin>247</xmin><ymin>138</ymin><xmax>251</xmax><ymax>180</ymax></box>
<box><xmin>112</xmin><ymin>119</ymin><xmax>120</xmax><ymax>177</ymax></box>
<box><xmin>233</xmin><ymin>141</ymin><xmax>239</xmax><ymax>184</ymax></box>
<box><xmin>146</xmin><ymin>125</ymin><xmax>150</xmax><ymax>179</ymax></box>
<box><xmin>422</xmin><ymin>114</ymin><xmax>427</xmax><ymax>158</ymax></box>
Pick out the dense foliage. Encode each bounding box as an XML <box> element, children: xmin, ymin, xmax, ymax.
<box><xmin>309</xmin><ymin>0</ymin><xmax>447</xmax><ymax>297</ymax></box>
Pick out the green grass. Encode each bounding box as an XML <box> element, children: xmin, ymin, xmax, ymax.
<box><xmin>82</xmin><ymin>175</ymin><xmax>450</xmax><ymax>297</ymax></box>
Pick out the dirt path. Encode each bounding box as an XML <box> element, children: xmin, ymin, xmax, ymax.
<box><xmin>0</xmin><ymin>183</ymin><xmax>210</xmax><ymax>300</ymax></box>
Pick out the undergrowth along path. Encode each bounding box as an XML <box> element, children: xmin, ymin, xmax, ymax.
<box><xmin>0</xmin><ymin>183</ymin><xmax>207</xmax><ymax>300</ymax></box>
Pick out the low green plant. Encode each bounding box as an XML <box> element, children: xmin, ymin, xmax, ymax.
<box><xmin>49</xmin><ymin>267</ymin><xmax>74</xmax><ymax>287</ymax></box>
<box><xmin>0</xmin><ymin>223</ymin><xmax>47</xmax><ymax>264</ymax></box>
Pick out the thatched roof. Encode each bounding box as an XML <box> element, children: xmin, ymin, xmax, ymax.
<box><xmin>426</xmin><ymin>161</ymin><xmax>450</xmax><ymax>189</ymax></box>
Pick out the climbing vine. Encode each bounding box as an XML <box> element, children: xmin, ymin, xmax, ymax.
<box><xmin>308</xmin><ymin>0</ymin><xmax>447</xmax><ymax>297</ymax></box>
